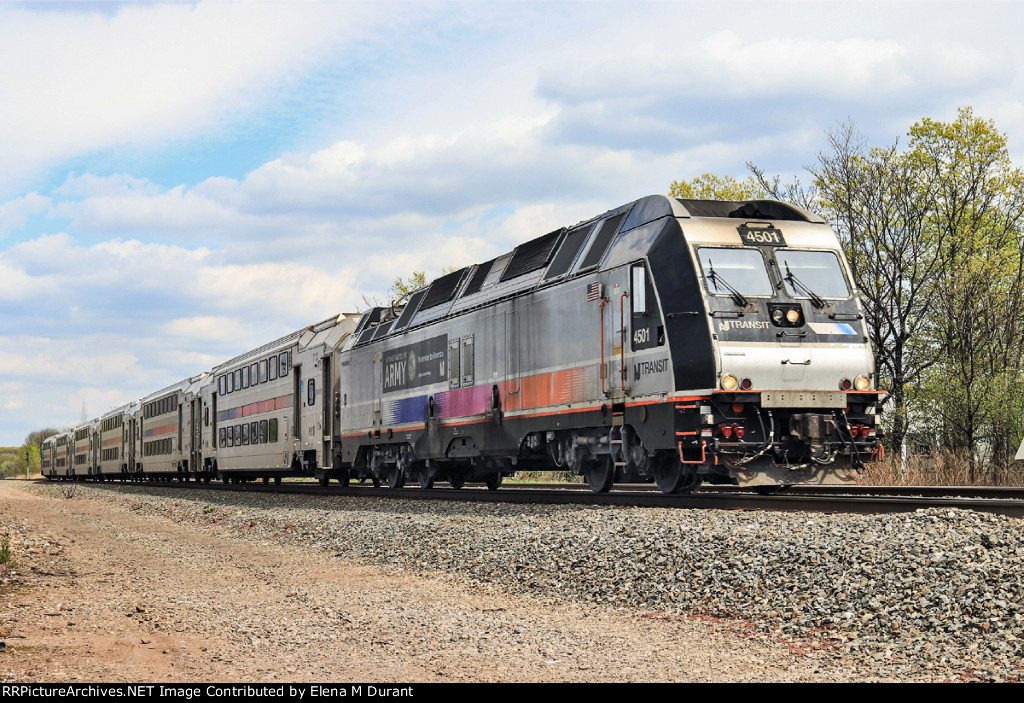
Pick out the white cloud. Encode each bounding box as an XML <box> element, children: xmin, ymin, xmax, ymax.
<box><xmin>0</xmin><ymin>192</ymin><xmax>50</xmax><ymax>235</ymax></box>
<box><xmin>0</xmin><ymin>2</ymin><xmax>390</xmax><ymax>194</ymax></box>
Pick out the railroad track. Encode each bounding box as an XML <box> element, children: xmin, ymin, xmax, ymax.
<box><xmin>55</xmin><ymin>477</ymin><xmax>1024</xmax><ymax>519</ymax></box>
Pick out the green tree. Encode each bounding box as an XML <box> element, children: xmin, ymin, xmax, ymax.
<box><xmin>668</xmin><ymin>172</ymin><xmax>769</xmax><ymax>201</ymax></box>
<box><xmin>388</xmin><ymin>271</ymin><xmax>428</xmax><ymax>305</ymax></box>
<box><xmin>804</xmin><ymin>123</ymin><xmax>945</xmax><ymax>460</ymax></box>
<box><xmin>905</xmin><ymin>108</ymin><xmax>1024</xmax><ymax>475</ymax></box>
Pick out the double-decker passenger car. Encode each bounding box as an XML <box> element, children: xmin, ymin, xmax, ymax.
<box><xmin>41</xmin><ymin>435</ymin><xmax>55</xmax><ymax>479</ymax></box>
<box><xmin>96</xmin><ymin>404</ymin><xmax>130</xmax><ymax>480</ymax></box>
<box><xmin>202</xmin><ymin>314</ymin><xmax>358</xmax><ymax>483</ymax></box>
<box><xmin>71</xmin><ymin>422</ymin><xmax>96</xmax><ymax>479</ymax></box>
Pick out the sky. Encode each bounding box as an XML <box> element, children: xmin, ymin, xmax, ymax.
<box><xmin>2</xmin><ymin>0</ymin><xmax>1023</xmax><ymax>445</ymax></box>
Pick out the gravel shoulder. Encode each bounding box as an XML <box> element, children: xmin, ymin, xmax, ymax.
<box><xmin>1</xmin><ymin>479</ymin><xmax>1021</xmax><ymax>682</ymax></box>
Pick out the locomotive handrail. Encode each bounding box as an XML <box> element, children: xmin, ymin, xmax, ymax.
<box><xmin>620</xmin><ymin>291</ymin><xmax>629</xmax><ymax>393</ymax></box>
<box><xmin>600</xmin><ymin>296</ymin><xmax>607</xmax><ymax>396</ymax></box>
<box><xmin>677</xmin><ymin>440</ymin><xmax>707</xmax><ymax>464</ymax></box>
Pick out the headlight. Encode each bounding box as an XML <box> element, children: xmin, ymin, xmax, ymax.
<box><xmin>786</xmin><ymin>309</ymin><xmax>801</xmax><ymax>324</ymax></box>
<box><xmin>721</xmin><ymin>374</ymin><xmax>738</xmax><ymax>390</ymax></box>
<box><xmin>855</xmin><ymin>374</ymin><xmax>871</xmax><ymax>391</ymax></box>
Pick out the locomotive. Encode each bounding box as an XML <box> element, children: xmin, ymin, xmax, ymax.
<box><xmin>43</xmin><ymin>194</ymin><xmax>885</xmax><ymax>493</ymax></box>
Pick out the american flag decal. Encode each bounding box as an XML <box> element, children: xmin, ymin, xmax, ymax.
<box><xmin>586</xmin><ymin>282</ymin><xmax>602</xmax><ymax>302</ymax></box>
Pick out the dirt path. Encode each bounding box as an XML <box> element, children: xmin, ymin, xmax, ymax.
<box><xmin>0</xmin><ymin>480</ymin><xmax>847</xmax><ymax>682</ymax></box>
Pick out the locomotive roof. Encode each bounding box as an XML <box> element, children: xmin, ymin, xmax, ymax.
<box><xmin>348</xmin><ymin>194</ymin><xmax>828</xmax><ymax>348</ymax></box>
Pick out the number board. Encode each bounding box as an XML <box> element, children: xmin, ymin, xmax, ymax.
<box><xmin>737</xmin><ymin>225</ymin><xmax>786</xmax><ymax>247</ymax></box>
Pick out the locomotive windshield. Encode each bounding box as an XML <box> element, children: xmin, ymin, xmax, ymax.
<box><xmin>697</xmin><ymin>247</ymin><xmax>773</xmax><ymax>297</ymax></box>
<box><xmin>775</xmin><ymin>250</ymin><xmax>850</xmax><ymax>299</ymax></box>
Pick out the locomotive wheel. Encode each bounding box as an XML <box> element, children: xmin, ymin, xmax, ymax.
<box><xmin>275</xmin><ymin>476</ymin><xmax>282</xmax><ymax>485</ymax></box>
<box><xmin>318</xmin><ymin>473</ymin><xmax>330</xmax><ymax>487</ymax></box>
<box><xmin>485</xmin><ymin>472</ymin><xmax>503</xmax><ymax>491</ymax></box>
<box><xmin>371</xmin><ymin>476</ymin><xmax>381</xmax><ymax>488</ymax></box>
<box><xmin>386</xmin><ymin>465</ymin><xmax>405</xmax><ymax>489</ymax></box>
<box><xmin>584</xmin><ymin>455</ymin><xmax>615</xmax><ymax>493</ymax></box>
<box><xmin>652</xmin><ymin>453</ymin><xmax>699</xmax><ymax>494</ymax></box>
<box><xmin>336</xmin><ymin>469</ymin><xmax>349</xmax><ymax>488</ymax></box>
<box><xmin>417</xmin><ymin>463</ymin><xmax>435</xmax><ymax>490</ymax></box>
<box><xmin>448</xmin><ymin>472</ymin><xmax>465</xmax><ymax>490</ymax></box>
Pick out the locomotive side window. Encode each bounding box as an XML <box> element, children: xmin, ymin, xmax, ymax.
<box><xmin>482</xmin><ymin>252</ymin><xmax>513</xmax><ymax>289</ymax></box>
<box><xmin>697</xmin><ymin>248</ymin><xmax>773</xmax><ymax>297</ymax></box>
<box><xmin>775</xmin><ymin>250</ymin><xmax>851</xmax><ymax>300</ymax></box>
<box><xmin>578</xmin><ymin>212</ymin><xmax>626</xmax><ymax>271</ymax></box>
<box><xmin>545</xmin><ymin>223</ymin><xmax>594</xmax><ymax>280</ymax></box>
<box><xmin>631</xmin><ymin>265</ymin><xmax>647</xmax><ymax>314</ymax></box>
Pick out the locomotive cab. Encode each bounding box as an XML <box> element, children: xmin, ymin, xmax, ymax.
<box><xmin>654</xmin><ymin>199</ymin><xmax>884</xmax><ymax>486</ymax></box>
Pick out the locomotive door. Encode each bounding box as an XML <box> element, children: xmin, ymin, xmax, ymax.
<box><xmin>601</xmin><ymin>280</ymin><xmax>626</xmax><ymax>398</ymax></box>
<box><xmin>504</xmin><ymin>310</ymin><xmax>521</xmax><ymax>411</ymax></box>
<box><xmin>373</xmin><ymin>353</ymin><xmax>382</xmax><ymax>429</ymax></box>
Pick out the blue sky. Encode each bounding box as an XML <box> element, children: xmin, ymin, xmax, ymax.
<box><xmin>2</xmin><ymin>0</ymin><xmax>1023</xmax><ymax>445</ymax></box>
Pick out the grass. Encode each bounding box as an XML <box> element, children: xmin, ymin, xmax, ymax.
<box><xmin>0</xmin><ymin>534</ymin><xmax>11</xmax><ymax>566</ymax></box>
<box><xmin>504</xmin><ymin>470</ymin><xmax>583</xmax><ymax>484</ymax></box>
<box><xmin>59</xmin><ymin>482</ymin><xmax>79</xmax><ymax>500</ymax></box>
<box><xmin>859</xmin><ymin>451</ymin><xmax>1024</xmax><ymax>486</ymax></box>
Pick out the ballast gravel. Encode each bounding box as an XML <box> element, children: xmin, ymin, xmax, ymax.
<box><xmin>18</xmin><ymin>482</ymin><xmax>1024</xmax><ymax>681</ymax></box>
